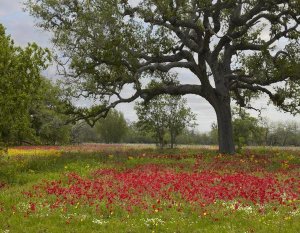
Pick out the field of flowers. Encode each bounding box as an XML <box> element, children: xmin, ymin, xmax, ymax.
<box><xmin>0</xmin><ymin>145</ymin><xmax>299</xmax><ymax>232</ymax></box>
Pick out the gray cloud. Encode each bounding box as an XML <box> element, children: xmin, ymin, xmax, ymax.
<box><xmin>1</xmin><ymin>1</ymin><xmax>51</xmax><ymax>47</ymax></box>
<box><xmin>0</xmin><ymin>0</ymin><xmax>20</xmax><ymax>17</ymax></box>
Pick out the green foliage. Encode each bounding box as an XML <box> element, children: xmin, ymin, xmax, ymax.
<box><xmin>176</xmin><ymin>129</ymin><xmax>214</xmax><ymax>145</ymax></box>
<box><xmin>95</xmin><ymin>109</ymin><xmax>128</xmax><ymax>143</ymax></box>
<box><xmin>0</xmin><ymin>24</ymin><xmax>51</xmax><ymax>144</ymax></box>
<box><xmin>210</xmin><ymin>110</ymin><xmax>300</xmax><ymax>148</ymax></box>
<box><xmin>209</xmin><ymin>123</ymin><xmax>219</xmax><ymax>145</ymax></box>
<box><xmin>232</xmin><ymin>109</ymin><xmax>265</xmax><ymax>150</ymax></box>
<box><xmin>123</xmin><ymin>122</ymin><xmax>155</xmax><ymax>144</ymax></box>
<box><xmin>0</xmin><ymin>25</ymin><xmax>73</xmax><ymax>145</ymax></box>
<box><xmin>29</xmin><ymin>78</ymin><xmax>72</xmax><ymax>145</ymax></box>
<box><xmin>70</xmin><ymin>121</ymin><xmax>99</xmax><ymax>144</ymax></box>
<box><xmin>239</xmin><ymin>41</ymin><xmax>300</xmax><ymax>113</ymax></box>
<box><xmin>135</xmin><ymin>95</ymin><xmax>196</xmax><ymax>148</ymax></box>
<box><xmin>266</xmin><ymin>121</ymin><xmax>300</xmax><ymax>146</ymax></box>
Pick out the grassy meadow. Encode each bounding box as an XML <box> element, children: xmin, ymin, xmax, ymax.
<box><xmin>0</xmin><ymin>145</ymin><xmax>299</xmax><ymax>233</ymax></box>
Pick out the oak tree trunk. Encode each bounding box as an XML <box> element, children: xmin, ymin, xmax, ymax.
<box><xmin>213</xmin><ymin>96</ymin><xmax>235</xmax><ymax>154</ymax></box>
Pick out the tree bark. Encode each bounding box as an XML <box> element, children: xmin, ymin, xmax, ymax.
<box><xmin>213</xmin><ymin>96</ymin><xmax>235</xmax><ymax>154</ymax></box>
<box><xmin>170</xmin><ymin>131</ymin><xmax>175</xmax><ymax>149</ymax></box>
<box><xmin>157</xmin><ymin>131</ymin><xmax>164</xmax><ymax>149</ymax></box>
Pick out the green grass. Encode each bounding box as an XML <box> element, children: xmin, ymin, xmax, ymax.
<box><xmin>0</xmin><ymin>147</ymin><xmax>299</xmax><ymax>233</ymax></box>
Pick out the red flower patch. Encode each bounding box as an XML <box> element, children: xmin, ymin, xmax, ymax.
<box><xmin>24</xmin><ymin>164</ymin><xmax>299</xmax><ymax>212</ymax></box>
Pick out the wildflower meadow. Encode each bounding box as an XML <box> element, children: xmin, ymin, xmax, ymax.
<box><xmin>0</xmin><ymin>145</ymin><xmax>299</xmax><ymax>232</ymax></box>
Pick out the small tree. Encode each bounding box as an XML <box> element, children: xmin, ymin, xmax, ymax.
<box><xmin>210</xmin><ymin>123</ymin><xmax>219</xmax><ymax>145</ymax></box>
<box><xmin>135</xmin><ymin>95</ymin><xmax>196</xmax><ymax>148</ymax></box>
<box><xmin>232</xmin><ymin>110</ymin><xmax>265</xmax><ymax>150</ymax></box>
<box><xmin>95</xmin><ymin>109</ymin><xmax>128</xmax><ymax>143</ymax></box>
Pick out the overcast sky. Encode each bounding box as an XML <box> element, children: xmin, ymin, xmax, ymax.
<box><xmin>1</xmin><ymin>0</ymin><xmax>299</xmax><ymax>132</ymax></box>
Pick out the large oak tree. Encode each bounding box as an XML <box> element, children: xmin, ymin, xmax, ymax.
<box><xmin>27</xmin><ymin>0</ymin><xmax>300</xmax><ymax>153</ymax></box>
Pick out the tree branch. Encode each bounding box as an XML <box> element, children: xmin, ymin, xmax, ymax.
<box><xmin>140</xmin><ymin>84</ymin><xmax>204</xmax><ymax>102</ymax></box>
<box><xmin>138</xmin><ymin>61</ymin><xmax>195</xmax><ymax>74</ymax></box>
<box><xmin>67</xmin><ymin>84</ymin><xmax>204</xmax><ymax>125</ymax></box>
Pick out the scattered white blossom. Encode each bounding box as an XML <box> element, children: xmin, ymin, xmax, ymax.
<box><xmin>143</xmin><ymin>218</ymin><xmax>165</xmax><ymax>228</ymax></box>
<box><xmin>290</xmin><ymin>209</ymin><xmax>300</xmax><ymax>216</ymax></box>
<box><xmin>92</xmin><ymin>218</ymin><xmax>108</xmax><ymax>225</ymax></box>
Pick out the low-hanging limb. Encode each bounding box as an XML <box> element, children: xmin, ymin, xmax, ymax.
<box><xmin>66</xmin><ymin>84</ymin><xmax>204</xmax><ymax>126</ymax></box>
<box><xmin>234</xmin><ymin>82</ymin><xmax>300</xmax><ymax>115</ymax></box>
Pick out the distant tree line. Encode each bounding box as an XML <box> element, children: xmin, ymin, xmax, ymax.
<box><xmin>69</xmin><ymin>113</ymin><xmax>300</xmax><ymax>148</ymax></box>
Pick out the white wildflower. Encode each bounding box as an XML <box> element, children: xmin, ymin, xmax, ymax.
<box><xmin>144</xmin><ymin>218</ymin><xmax>165</xmax><ymax>228</ymax></box>
<box><xmin>92</xmin><ymin>218</ymin><xmax>108</xmax><ymax>225</ymax></box>
<box><xmin>290</xmin><ymin>209</ymin><xmax>300</xmax><ymax>216</ymax></box>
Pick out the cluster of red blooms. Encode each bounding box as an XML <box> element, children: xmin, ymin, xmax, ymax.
<box><xmin>24</xmin><ymin>164</ymin><xmax>299</xmax><ymax>212</ymax></box>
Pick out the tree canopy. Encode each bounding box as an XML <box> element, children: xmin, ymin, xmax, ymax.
<box><xmin>27</xmin><ymin>0</ymin><xmax>300</xmax><ymax>153</ymax></box>
<box><xmin>30</xmin><ymin>78</ymin><xmax>72</xmax><ymax>145</ymax></box>
<box><xmin>232</xmin><ymin>109</ymin><xmax>265</xmax><ymax>150</ymax></box>
<box><xmin>0</xmin><ymin>24</ymin><xmax>51</xmax><ymax>144</ymax></box>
